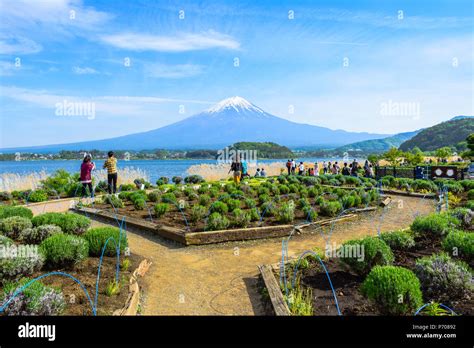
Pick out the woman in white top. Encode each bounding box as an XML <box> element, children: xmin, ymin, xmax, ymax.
<box><xmin>298</xmin><ymin>162</ymin><xmax>305</xmax><ymax>175</ymax></box>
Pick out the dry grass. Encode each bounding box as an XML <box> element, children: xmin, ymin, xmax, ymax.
<box><xmin>0</xmin><ymin>171</ymin><xmax>49</xmax><ymax>192</ymax></box>
<box><xmin>187</xmin><ymin>162</ymin><xmax>287</xmax><ymax>181</ymax></box>
<box><xmin>0</xmin><ymin>167</ymin><xmax>149</xmax><ymax>192</ymax></box>
<box><xmin>94</xmin><ymin>167</ymin><xmax>150</xmax><ymax>186</ymax></box>
<box><xmin>187</xmin><ymin>160</ymin><xmax>358</xmax><ymax>181</ymax></box>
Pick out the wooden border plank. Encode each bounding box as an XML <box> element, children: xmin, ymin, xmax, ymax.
<box><xmin>258</xmin><ymin>264</ymin><xmax>290</xmax><ymax>316</ymax></box>
<box><xmin>73</xmin><ymin>207</ymin><xmax>187</xmax><ymax>244</ymax></box>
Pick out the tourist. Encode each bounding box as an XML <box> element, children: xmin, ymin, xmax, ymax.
<box><xmin>241</xmin><ymin>159</ymin><xmax>249</xmax><ymax>179</ymax></box>
<box><xmin>228</xmin><ymin>155</ymin><xmax>243</xmax><ymax>184</ymax></box>
<box><xmin>342</xmin><ymin>162</ymin><xmax>350</xmax><ymax>176</ymax></box>
<box><xmin>335</xmin><ymin>161</ymin><xmax>340</xmax><ymax>174</ymax></box>
<box><xmin>331</xmin><ymin>163</ymin><xmax>337</xmax><ymax>174</ymax></box>
<box><xmin>80</xmin><ymin>154</ymin><xmax>95</xmax><ymax>197</ymax></box>
<box><xmin>291</xmin><ymin>159</ymin><xmax>296</xmax><ymax>174</ymax></box>
<box><xmin>327</xmin><ymin>161</ymin><xmax>332</xmax><ymax>174</ymax></box>
<box><xmin>255</xmin><ymin>168</ymin><xmax>261</xmax><ymax>177</ymax></box>
<box><xmin>351</xmin><ymin>159</ymin><xmax>359</xmax><ymax>177</ymax></box>
<box><xmin>134</xmin><ymin>179</ymin><xmax>145</xmax><ymax>190</ymax></box>
<box><xmin>260</xmin><ymin>168</ymin><xmax>267</xmax><ymax>177</ymax></box>
<box><xmin>369</xmin><ymin>164</ymin><xmax>374</xmax><ymax>178</ymax></box>
<box><xmin>298</xmin><ymin>162</ymin><xmax>305</xmax><ymax>175</ymax></box>
<box><xmin>103</xmin><ymin>151</ymin><xmax>118</xmax><ymax>194</ymax></box>
<box><xmin>314</xmin><ymin>162</ymin><xmax>320</xmax><ymax>176</ymax></box>
<box><xmin>308</xmin><ymin>167</ymin><xmax>314</xmax><ymax>176</ymax></box>
<box><xmin>323</xmin><ymin>161</ymin><xmax>328</xmax><ymax>174</ymax></box>
<box><xmin>364</xmin><ymin>160</ymin><xmax>371</xmax><ymax>178</ymax></box>
<box><xmin>286</xmin><ymin>159</ymin><xmax>292</xmax><ymax>175</ymax></box>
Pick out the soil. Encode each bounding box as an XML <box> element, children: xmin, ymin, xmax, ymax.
<box><xmin>298</xmin><ymin>259</ymin><xmax>381</xmax><ymax>315</ymax></box>
<box><xmin>1</xmin><ymin>253</ymin><xmax>141</xmax><ymax>316</ymax></box>
<box><xmin>91</xmin><ymin>194</ymin><xmax>382</xmax><ymax>233</ymax></box>
<box><xmin>95</xmin><ymin>194</ymin><xmax>436</xmax><ymax>315</ymax></box>
<box><xmin>295</xmin><ymin>234</ymin><xmax>473</xmax><ymax>316</ymax></box>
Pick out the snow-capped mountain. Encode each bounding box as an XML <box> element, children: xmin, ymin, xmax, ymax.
<box><xmin>2</xmin><ymin>96</ymin><xmax>389</xmax><ymax>152</ymax></box>
<box><xmin>206</xmin><ymin>96</ymin><xmax>267</xmax><ymax>116</ymax></box>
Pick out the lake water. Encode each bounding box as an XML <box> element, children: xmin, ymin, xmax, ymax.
<box><xmin>0</xmin><ymin>157</ymin><xmax>361</xmax><ymax>183</ymax></box>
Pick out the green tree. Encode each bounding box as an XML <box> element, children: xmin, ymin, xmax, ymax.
<box><xmin>435</xmin><ymin>146</ymin><xmax>452</xmax><ymax>162</ymax></box>
<box><xmin>404</xmin><ymin>147</ymin><xmax>424</xmax><ymax>166</ymax></box>
<box><xmin>460</xmin><ymin>133</ymin><xmax>474</xmax><ymax>160</ymax></box>
<box><xmin>384</xmin><ymin>147</ymin><xmax>402</xmax><ymax>166</ymax></box>
<box><xmin>367</xmin><ymin>154</ymin><xmax>380</xmax><ymax>166</ymax></box>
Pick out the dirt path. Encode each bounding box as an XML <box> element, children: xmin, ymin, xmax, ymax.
<box><xmin>94</xmin><ymin>195</ymin><xmax>436</xmax><ymax>315</ymax></box>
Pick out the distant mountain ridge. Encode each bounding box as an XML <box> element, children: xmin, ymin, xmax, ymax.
<box><xmin>335</xmin><ymin>130</ymin><xmax>421</xmax><ymax>153</ymax></box>
<box><xmin>1</xmin><ymin>96</ymin><xmax>389</xmax><ymax>153</ymax></box>
<box><xmin>399</xmin><ymin>117</ymin><xmax>474</xmax><ymax>151</ymax></box>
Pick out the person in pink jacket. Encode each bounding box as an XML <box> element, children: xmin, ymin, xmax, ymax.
<box><xmin>80</xmin><ymin>154</ymin><xmax>95</xmax><ymax>197</ymax></box>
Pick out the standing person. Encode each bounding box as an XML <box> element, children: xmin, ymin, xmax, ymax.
<box><xmin>260</xmin><ymin>167</ymin><xmax>267</xmax><ymax>177</ymax></box>
<box><xmin>298</xmin><ymin>162</ymin><xmax>305</xmax><ymax>175</ymax></box>
<box><xmin>254</xmin><ymin>168</ymin><xmax>261</xmax><ymax>177</ymax></box>
<box><xmin>328</xmin><ymin>161</ymin><xmax>332</xmax><ymax>174</ymax></box>
<box><xmin>286</xmin><ymin>159</ymin><xmax>292</xmax><ymax>175</ymax></box>
<box><xmin>314</xmin><ymin>162</ymin><xmax>320</xmax><ymax>176</ymax></box>
<box><xmin>228</xmin><ymin>155</ymin><xmax>242</xmax><ymax>184</ymax></box>
<box><xmin>369</xmin><ymin>164</ymin><xmax>374</xmax><ymax>178</ymax></box>
<box><xmin>80</xmin><ymin>154</ymin><xmax>95</xmax><ymax>197</ymax></box>
<box><xmin>103</xmin><ymin>151</ymin><xmax>118</xmax><ymax>194</ymax></box>
<box><xmin>308</xmin><ymin>167</ymin><xmax>314</xmax><ymax>176</ymax></box>
<box><xmin>364</xmin><ymin>160</ymin><xmax>371</xmax><ymax>178</ymax></box>
<box><xmin>323</xmin><ymin>161</ymin><xmax>328</xmax><ymax>174</ymax></box>
<box><xmin>335</xmin><ymin>161</ymin><xmax>340</xmax><ymax>174</ymax></box>
<box><xmin>351</xmin><ymin>159</ymin><xmax>359</xmax><ymax>177</ymax></box>
<box><xmin>331</xmin><ymin>163</ymin><xmax>337</xmax><ymax>174</ymax></box>
<box><xmin>241</xmin><ymin>159</ymin><xmax>249</xmax><ymax>179</ymax></box>
<box><xmin>342</xmin><ymin>162</ymin><xmax>350</xmax><ymax>176</ymax></box>
<box><xmin>291</xmin><ymin>159</ymin><xmax>296</xmax><ymax>174</ymax></box>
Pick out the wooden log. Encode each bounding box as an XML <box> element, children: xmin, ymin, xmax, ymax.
<box><xmin>380</xmin><ymin>197</ymin><xmax>391</xmax><ymax>207</ymax></box>
<box><xmin>258</xmin><ymin>264</ymin><xmax>291</xmax><ymax>316</ymax></box>
<box><xmin>379</xmin><ymin>189</ymin><xmax>436</xmax><ymax>198</ymax></box>
<box><xmin>295</xmin><ymin>214</ymin><xmax>357</xmax><ymax>230</ymax></box>
<box><xmin>73</xmin><ymin>207</ymin><xmax>187</xmax><ymax>244</ymax></box>
<box><xmin>185</xmin><ymin>225</ymin><xmax>294</xmax><ymax>245</ymax></box>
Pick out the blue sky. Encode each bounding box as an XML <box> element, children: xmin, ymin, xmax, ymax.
<box><xmin>0</xmin><ymin>0</ymin><xmax>473</xmax><ymax>148</ymax></box>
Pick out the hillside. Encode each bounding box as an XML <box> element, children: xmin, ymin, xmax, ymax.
<box><xmin>335</xmin><ymin>130</ymin><xmax>420</xmax><ymax>153</ymax></box>
<box><xmin>229</xmin><ymin>142</ymin><xmax>294</xmax><ymax>159</ymax></box>
<box><xmin>399</xmin><ymin>117</ymin><xmax>474</xmax><ymax>151</ymax></box>
<box><xmin>0</xmin><ymin>97</ymin><xmax>389</xmax><ymax>153</ymax></box>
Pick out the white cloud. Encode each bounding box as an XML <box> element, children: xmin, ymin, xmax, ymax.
<box><xmin>0</xmin><ymin>86</ymin><xmax>215</xmax><ymax>116</ymax></box>
<box><xmin>0</xmin><ymin>0</ymin><xmax>112</xmax><ymax>30</ymax></box>
<box><xmin>0</xmin><ymin>36</ymin><xmax>42</xmax><ymax>55</ymax></box>
<box><xmin>100</xmin><ymin>30</ymin><xmax>240</xmax><ymax>52</ymax></box>
<box><xmin>0</xmin><ymin>60</ymin><xmax>16</xmax><ymax>76</ymax></box>
<box><xmin>72</xmin><ymin>66</ymin><xmax>98</xmax><ymax>75</ymax></box>
<box><xmin>145</xmin><ymin>63</ymin><xmax>204</xmax><ymax>79</ymax></box>
<box><xmin>0</xmin><ymin>0</ymin><xmax>112</xmax><ymax>55</ymax></box>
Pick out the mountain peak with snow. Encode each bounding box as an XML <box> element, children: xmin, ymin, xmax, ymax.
<box><xmin>207</xmin><ymin>96</ymin><xmax>265</xmax><ymax>114</ymax></box>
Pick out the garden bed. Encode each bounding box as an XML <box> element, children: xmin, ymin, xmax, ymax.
<box><xmin>0</xmin><ymin>206</ymin><xmax>143</xmax><ymax>316</ymax></box>
<box><xmin>259</xmin><ymin>209</ymin><xmax>473</xmax><ymax>316</ymax></box>
<box><xmin>30</xmin><ymin>253</ymin><xmax>142</xmax><ymax>315</ymax></box>
<box><xmin>70</xmin><ymin>174</ymin><xmax>386</xmax><ymax>245</ymax></box>
<box><xmin>73</xmin><ymin>205</ymin><xmax>373</xmax><ymax>245</ymax></box>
